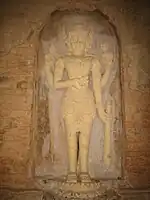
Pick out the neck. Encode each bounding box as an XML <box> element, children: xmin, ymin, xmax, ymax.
<box><xmin>68</xmin><ymin>51</ymin><xmax>85</xmax><ymax>57</ymax></box>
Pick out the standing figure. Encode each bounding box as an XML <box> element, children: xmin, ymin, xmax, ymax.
<box><xmin>51</xmin><ymin>25</ymin><xmax>111</xmax><ymax>183</ymax></box>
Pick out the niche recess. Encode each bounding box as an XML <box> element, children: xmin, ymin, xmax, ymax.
<box><xmin>32</xmin><ymin>10</ymin><xmax>123</xmax><ymax>180</ymax></box>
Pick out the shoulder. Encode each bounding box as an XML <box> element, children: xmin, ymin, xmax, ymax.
<box><xmin>84</xmin><ymin>55</ymin><xmax>98</xmax><ymax>63</ymax></box>
<box><xmin>56</xmin><ymin>55</ymin><xmax>72</xmax><ymax>63</ymax></box>
<box><xmin>83</xmin><ymin>56</ymin><xmax>100</xmax><ymax>68</ymax></box>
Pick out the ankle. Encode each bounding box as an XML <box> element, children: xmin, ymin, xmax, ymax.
<box><xmin>66</xmin><ymin>172</ymin><xmax>77</xmax><ymax>183</ymax></box>
<box><xmin>79</xmin><ymin>172</ymin><xmax>91</xmax><ymax>183</ymax></box>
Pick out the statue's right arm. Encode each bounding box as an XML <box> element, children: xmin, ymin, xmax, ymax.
<box><xmin>54</xmin><ymin>58</ymin><xmax>79</xmax><ymax>89</ymax></box>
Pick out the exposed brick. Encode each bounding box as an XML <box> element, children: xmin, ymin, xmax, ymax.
<box><xmin>0</xmin><ymin>94</ymin><xmax>32</xmax><ymax>111</ymax></box>
<box><xmin>0</xmin><ymin>0</ymin><xmax>150</xmax><ymax>190</ymax></box>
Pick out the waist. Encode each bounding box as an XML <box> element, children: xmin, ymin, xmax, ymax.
<box><xmin>64</xmin><ymin>87</ymin><xmax>94</xmax><ymax>99</ymax></box>
<box><xmin>70</xmin><ymin>84</ymin><xmax>89</xmax><ymax>91</ymax></box>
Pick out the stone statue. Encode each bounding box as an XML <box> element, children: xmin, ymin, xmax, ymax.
<box><xmin>48</xmin><ymin>24</ymin><xmax>112</xmax><ymax>183</ymax></box>
<box><xmin>35</xmin><ymin>11</ymin><xmax>122</xmax><ymax>199</ymax></box>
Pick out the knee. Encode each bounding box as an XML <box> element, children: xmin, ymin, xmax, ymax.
<box><xmin>79</xmin><ymin>139</ymin><xmax>89</xmax><ymax>149</ymax></box>
<box><xmin>67</xmin><ymin>138</ymin><xmax>77</xmax><ymax>150</ymax></box>
<box><xmin>79</xmin><ymin>133</ymin><xmax>90</xmax><ymax>147</ymax></box>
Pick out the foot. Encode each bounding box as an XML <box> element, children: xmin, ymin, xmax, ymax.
<box><xmin>66</xmin><ymin>172</ymin><xmax>77</xmax><ymax>183</ymax></box>
<box><xmin>80</xmin><ymin>172</ymin><xmax>91</xmax><ymax>183</ymax></box>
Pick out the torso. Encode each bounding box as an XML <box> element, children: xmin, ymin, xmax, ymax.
<box><xmin>63</xmin><ymin>55</ymin><xmax>92</xmax><ymax>79</ymax></box>
<box><xmin>61</xmin><ymin>55</ymin><xmax>96</xmax><ymax>119</ymax></box>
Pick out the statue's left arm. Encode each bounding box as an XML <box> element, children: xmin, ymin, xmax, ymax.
<box><xmin>91</xmin><ymin>58</ymin><xmax>107</xmax><ymax>122</ymax></box>
<box><xmin>101</xmin><ymin>64</ymin><xmax>112</xmax><ymax>88</ymax></box>
<box><xmin>92</xmin><ymin>58</ymin><xmax>112</xmax><ymax>166</ymax></box>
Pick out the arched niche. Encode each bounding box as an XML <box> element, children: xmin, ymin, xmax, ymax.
<box><xmin>33</xmin><ymin>10</ymin><xmax>123</xmax><ymax>180</ymax></box>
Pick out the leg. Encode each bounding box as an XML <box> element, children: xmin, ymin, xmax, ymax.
<box><xmin>65</xmin><ymin>119</ymin><xmax>78</xmax><ymax>183</ymax></box>
<box><xmin>79</xmin><ymin>119</ymin><xmax>93</xmax><ymax>183</ymax></box>
<box><xmin>67</xmin><ymin>133</ymin><xmax>77</xmax><ymax>173</ymax></box>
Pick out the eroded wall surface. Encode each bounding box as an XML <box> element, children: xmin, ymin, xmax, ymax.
<box><xmin>0</xmin><ymin>0</ymin><xmax>150</xmax><ymax>191</ymax></box>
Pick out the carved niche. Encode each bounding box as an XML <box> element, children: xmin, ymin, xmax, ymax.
<box><xmin>33</xmin><ymin>10</ymin><xmax>123</xmax><ymax>181</ymax></box>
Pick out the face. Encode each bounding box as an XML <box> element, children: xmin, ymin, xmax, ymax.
<box><xmin>67</xmin><ymin>28</ymin><xmax>88</xmax><ymax>56</ymax></box>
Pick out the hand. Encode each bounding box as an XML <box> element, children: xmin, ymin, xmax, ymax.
<box><xmin>73</xmin><ymin>76</ymin><xmax>88</xmax><ymax>89</ymax></box>
<box><xmin>73</xmin><ymin>79</ymin><xmax>81</xmax><ymax>89</ymax></box>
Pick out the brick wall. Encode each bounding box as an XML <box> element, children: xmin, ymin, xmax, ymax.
<box><xmin>0</xmin><ymin>0</ymin><xmax>150</xmax><ymax>189</ymax></box>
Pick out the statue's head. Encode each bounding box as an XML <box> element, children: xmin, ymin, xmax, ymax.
<box><xmin>65</xmin><ymin>24</ymin><xmax>92</xmax><ymax>56</ymax></box>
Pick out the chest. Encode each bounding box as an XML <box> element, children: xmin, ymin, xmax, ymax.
<box><xmin>64</xmin><ymin>57</ymin><xmax>91</xmax><ymax>78</ymax></box>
